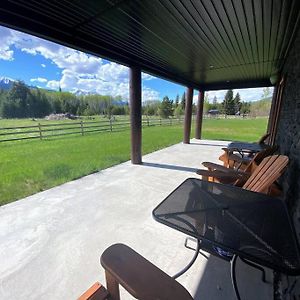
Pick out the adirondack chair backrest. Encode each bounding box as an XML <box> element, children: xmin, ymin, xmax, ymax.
<box><xmin>232</xmin><ymin>146</ymin><xmax>278</xmax><ymax>187</ymax></box>
<box><xmin>242</xmin><ymin>155</ymin><xmax>289</xmax><ymax>193</ymax></box>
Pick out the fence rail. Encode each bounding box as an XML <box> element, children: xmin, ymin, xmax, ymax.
<box><xmin>0</xmin><ymin>117</ymin><xmax>183</xmax><ymax>143</ymax></box>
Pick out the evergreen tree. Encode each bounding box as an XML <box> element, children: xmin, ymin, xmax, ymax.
<box><xmin>222</xmin><ymin>89</ymin><xmax>235</xmax><ymax>115</ymax></box>
<box><xmin>212</xmin><ymin>96</ymin><xmax>218</xmax><ymax>109</ymax></box>
<box><xmin>175</xmin><ymin>94</ymin><xmax>179</xmax><ymax>108</ymax></box>
<box><xmin>233</xmin><ymin>92</ymin><xmax>241</xmax><ymax>114</ymax></box>
<box><xmin>181</xmin><ymin>92</ymin><xmax>186</xmax><ymax>109</ymax></box>
<box><xmin>158</xmin><ymin>96</ymin><xmax>173</xmax><ymax>118</ymax></box>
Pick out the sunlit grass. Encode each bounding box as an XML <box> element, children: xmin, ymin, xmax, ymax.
<box><xmin>0</xmin><ymin>117</ymin><xmax>268</xmax><ymax>205</ymax></box>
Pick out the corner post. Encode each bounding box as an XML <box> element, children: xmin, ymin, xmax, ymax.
<box><xmin>183</xmin><ymin>87</ymin><xmax>193</xmax><ymax>144</ymax></box>
<box><xmin>195</xmin><ymin>90</ymin><xmax>205</xmax><ymax>139</ymax></box>
<box><xmin>129</xmin><ymin>66</ymin><xmax>142</xmax><ymax>164</ymax></box>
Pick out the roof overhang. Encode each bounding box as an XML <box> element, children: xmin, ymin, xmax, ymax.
<box><xmin>0</xmin><ymin>0</ymin><xmax>299</xmax><ymax>90</ymax></box>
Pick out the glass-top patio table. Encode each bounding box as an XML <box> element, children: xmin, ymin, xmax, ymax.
<box><xmin>227</xmin><ymin>141</ymin><xmax>269</xmax><ymax>156</ymax></box>
<box><xmin>153</xmin><ymin>178</ymin><xmax>300</xmax><ymax>276</ymax></box>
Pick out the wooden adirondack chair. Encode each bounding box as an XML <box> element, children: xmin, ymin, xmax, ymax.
<box><xmin>219</xmin><ymin>133</ymin><xmax>271</xmax><ymax>168</ymax></box>
<box><xmin>196</xmin><ymin>146</ymin><xmax>278</xmax><ymax>186</ymax></box>
<box><xmin>197</xmin><ymin>155</ymin><xmax>288</xmax><ymax>194</ymax></box>
<box><xmin>78</xmin><ymin>244</ymin><xmax>193</xmax><ymax>300</ymax></box>
<box><xmin>242</xmin><ymin>155</ymin><xmax>288</xmax><ymax>193</ymax></box>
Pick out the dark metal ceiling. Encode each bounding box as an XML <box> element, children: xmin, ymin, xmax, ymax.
<box><xmin>0</xmin><ymin>0</ymin><xmax>299</xmax><ymax>90</ymax></box>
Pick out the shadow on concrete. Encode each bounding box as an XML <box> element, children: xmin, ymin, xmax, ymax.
<box><xmin>192</xmin><ymin>255</ymin><xmax>273</xmax><ymax>300</ymax></box>
<box><xmin>142</xmin><ymin>162</ymin><xmax>198</xmax><ymax>173</ymax></box>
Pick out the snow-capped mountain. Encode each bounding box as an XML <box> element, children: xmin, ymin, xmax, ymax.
<box><xmin>0</xmin><ymin>77</ymin><xmax>14</xmax><ymax>90</ymax></box>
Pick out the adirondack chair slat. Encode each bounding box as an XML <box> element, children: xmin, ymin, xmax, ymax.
<box><xmin>243</xmin><ymin>156</ymin><xmax>277</xmax><ymax>190</ymax></box>
<box><xmin>242</xmin><ymin>155</ymin><xmax>288</xmax><ymax>193</ymax></box>
<box><xmin>247</xmin><ymin>156</ymin><xmax>287</xmax><ymax>192</ymax></box>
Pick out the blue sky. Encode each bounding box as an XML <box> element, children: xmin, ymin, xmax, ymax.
<box><xmin>0</xmin><ymin>25</ymin><xmax>272</xmax><ymax>102</ymax></box>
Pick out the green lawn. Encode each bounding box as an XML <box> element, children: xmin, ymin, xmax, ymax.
<box><xmin>0</xmin><ymin>117</ymin><xmax>268</xmax><ymax>205</ymax></box>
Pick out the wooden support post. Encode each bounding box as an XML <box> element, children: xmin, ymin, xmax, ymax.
<box><xmin>195</xmin><ymin>90</ymin><xmax>205</xmax><ymax>139</ymax></box>
<box><xmin>129</xmin><ymin>66</ymin><xmax>142</xmax><ymax>164</ymax></box>
<box><xmin>183</xmin><ymin>87</ymin><xmax>193</xmax><ymax>144</ymax></box>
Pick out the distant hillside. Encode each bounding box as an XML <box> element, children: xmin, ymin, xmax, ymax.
<box><xmin>250</xmin><ymin>97</ymin><xmax>272</xmax><ymax>116</ymax></box>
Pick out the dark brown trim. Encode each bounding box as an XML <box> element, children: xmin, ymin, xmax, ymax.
<box><xmin>129</xmin><ymin>66</ymin><xmax>142</xmax><ymax>164</ymax></box>
<box><xmin>183</xmin><ymin>87</ymin><xmax>194</xmax><ymax>144</ymax></box>
<box><xmin>195</xmin><ymin>90</ymin><xmax>205</xmax><ymax>139</ymax></box>
<box><xmin>268</xmin><ymin>76</ymin><xmax>285</xmax><ymax>146</ymax></box>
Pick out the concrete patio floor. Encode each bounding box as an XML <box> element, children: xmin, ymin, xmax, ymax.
<box><xmin>0</xmin><ymin>139</ymin><xmax>273</xmax><ymax>299</ymax></box>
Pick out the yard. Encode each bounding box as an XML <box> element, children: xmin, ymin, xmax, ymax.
<box><xmin>0</xmin><ymin>117</ymin><xmax>268</xmax><ymax>205</ymax></box>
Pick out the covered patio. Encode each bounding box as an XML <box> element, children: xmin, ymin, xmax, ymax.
<box><xmin>0</xmin><ymin>140</ymin><xmax>273</xmax><ymax>299</ymax></box>
<box><xmin>1</xmin><ymin>0</ymin><xmax>300</xmax><ymax>299</ymax></box>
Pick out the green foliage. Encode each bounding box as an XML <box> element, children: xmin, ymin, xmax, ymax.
<box><xmin>233</xmin><ymin>92</ymin><xmax>241</xmax><ymax>113</ymax></box>
<box><xmin>142</xmin><ymin>100</ymin><xmax>160</xmax><ymax>116</ymax></box>
<box><xmin>181</xmin><ymin>92</ymin><xmax>185</xmax><ymax>109</ymax></box>
<box><xmin>250</xmin><ymin>97</ymin><xmax>272</xmax><ymax>116</ymax></box>
<box><xmin>0</xmin><ymin>82</ymin><xmax>129</xmax><ymax>118</ymax></box>
<box><xmin>240</xmin><ymin>101</ymin><xmax>251</xmax><ymax>114</ymax></box>
<box><xmin>1</xmin><ymin>81</ymin><xmax>52</xmax><ymax>118</ymax></box>
<box><xmin>174</xmin><ymin>105</ymin><xmax>184</xmax><ymax>117</ymax></box>
<box><xmin>158</xmin><ymin>96</ymin><xmax>173</xmax><ymax>118</ymax></box>
<box><xmin>222</xmin><ymin>89</ymin><xmax>235</xmax><ymax>115</ymax></box>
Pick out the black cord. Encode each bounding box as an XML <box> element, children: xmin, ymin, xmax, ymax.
<box><xmin>172</xmin><ymin>238</ymin><xmax>201</xmax><ymax>279</ymax></box>
<box><xmin>231</xmin><ymin>254</ymin><xmax>242</xmax><ymax>300</ymax></box>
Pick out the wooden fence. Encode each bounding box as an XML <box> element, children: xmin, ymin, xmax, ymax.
<box><xmin>0</xmin><ymin>117</ymin><xmax>182</xmax><ymax>143</ymax></box>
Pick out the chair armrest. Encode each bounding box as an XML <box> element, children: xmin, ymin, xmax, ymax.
<box><xmin>202</xmin><ymin>161</ymin><xmax>230</xmax><ymax>171</ymax></box>
<box><xmin>101</xmin><ymin>244</ymin><xmax>193</xmax><ymax>300</ymax></box>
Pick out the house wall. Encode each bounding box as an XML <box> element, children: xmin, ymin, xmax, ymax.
<box><xmin>275</xmin><ymin>26</ymin><xmax>300</xmax><ymax>299</ymax></box>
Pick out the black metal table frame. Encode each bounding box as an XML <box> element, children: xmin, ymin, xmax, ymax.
<box><xmin>152</xmin><ymin>178</ymin><xmax>300</xmax><ymax>299</ymax></box>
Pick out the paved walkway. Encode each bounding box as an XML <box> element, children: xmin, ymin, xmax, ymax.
<box><xmin>0</xmin><ymin>139</ymin><xmax>273</xmax><ymax>299</ymax></box>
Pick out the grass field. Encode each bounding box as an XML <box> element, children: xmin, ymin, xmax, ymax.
<box><xmin>0</xmin><ymin>117</ymin><xmax>268</xmax><ymax>205</ymax></box>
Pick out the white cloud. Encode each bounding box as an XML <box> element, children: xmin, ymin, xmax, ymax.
<box><xmin>30</xmin><ymin>77</ymin><xmax>47</xmax><ymax>83</ymax></box>
<box><xmin>1</xmin><ymin>26</ymin><xmax>160</xmax><ymax>101</ymax></box>
<box><xmin>205</xmin><ymin>87</ymin><xmax>274</xmax><ymax>103</ymax></box>
<box><xmin>0</xmin><ymin>27</ymin><xmax>16</xmax><ymax>60</ymax></box>
<box><xmin>47</xmin><ymin>80</ymin><xmax>60</xmax><ymax>90</ymax></box>
<box><xmin>142</xmin><ymin>86</ymin><xmax>160</xmax><ymax>101</ymax></box>
<box><xmin>142</xmin><ymin>73</ymin><xmax>156</xmax><ymax>81</ymax></box>
<box><xmin>41</xmin><ymin>63</ymin><xmax>46</xmax><ymax>68</ymax></box>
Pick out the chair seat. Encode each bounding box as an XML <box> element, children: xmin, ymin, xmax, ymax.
<box><xmin>101</xmin><ymin>243</ymin><xmax>193</xmax><ymax>300</ymax></box>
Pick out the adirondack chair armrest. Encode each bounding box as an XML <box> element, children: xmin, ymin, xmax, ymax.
<box><xmin>196</xmin><ymin>169</ymin><xmax>250</xmax><ymax>184</ymax></box>
<box><xmin>202</xmin><ymin>162</ymin><xmax>247</xmax><ymax>174</ymax></box>
<box><xmin>100</xmin><ymin>243</ymin><xmax>193</xmax><ymax>300</ymax></box>
<box><xmin>202</xmin><ymin>161</ymin><xmax>231</xmax><ymax>171</ymax></box>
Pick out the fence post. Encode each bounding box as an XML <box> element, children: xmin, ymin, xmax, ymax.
<box><xmin>160</xmin><ymin>118</ymin><xmax>162</xmax><ymax>126</ymax></box>
<box><xmin>38</xmin><ymin>123</ymin><xmax>43</xmax><ymax>140</ymax></box>
<box><xmin>147</xmin><ymin>117</ymin><xmax>150</xmax><ymax>127</ymax></box>
<box><xmin>170</xmin><ymin>118</ymin><xmax>172</xmax><ymax>125</ymax></box>
<box><xmin>80</xmin><ymin>120</ymin><xmax>84</xmax><ymax>136</ymax></box>
<box><xmin>109</xmin><ymin>118</ymin><xmax>113</xmax><ymax>132</ymax></box>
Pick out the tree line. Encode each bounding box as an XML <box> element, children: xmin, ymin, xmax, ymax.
<box><xmin>0</xmin><ymin>81</ymin><xmax>271</xmax><ymax>119</ymax></box>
